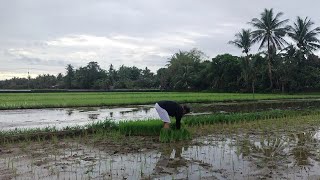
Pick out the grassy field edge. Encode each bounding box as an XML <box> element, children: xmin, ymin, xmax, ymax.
<box><xmin>2</xmin><ymin>92</ymin><xmax>320</xmax><ymax>110</ymax></box>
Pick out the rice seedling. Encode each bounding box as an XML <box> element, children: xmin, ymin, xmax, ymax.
<box><xmin>1</xmin><ymin>108</ymin><xmax>320</xmax><ymax>145</ymax></box>
<box><xmin>118</xmin><ymin>120</ymin><xmax>164</xmax><ymax>136</ymax></box>
<box><xmin>86</xmin><ymin>119</ymin><xmax>118</xmax><ymax>131</ymax></box>
<box><xmin>183</xmin><ymin>109</ymin><xmax>320</xmax><ymax>126</ymax></box>
<box><xmin>159</xmin><ymin>128</ymin><xmax>191</xmax><ymax>143</ymax></box>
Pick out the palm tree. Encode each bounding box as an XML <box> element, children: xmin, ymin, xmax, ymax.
<box><xmin>249</xmin><ymin>8</ymin><xmax>290</xmax><ymax>89</ymax></box>
<box><xmin>229</xmin><ymin>29</ymin><xmax>255</xmax><ymax>93</ymax></box>
<box><xmin>288</xmin><ymin>16</ymin><xmax>320</xmax><ymax>55</ymax></box>
<box><xmin>228</xmin><ymin>29</ymin><xmax>254</xmax><ymax>57</ymax></box>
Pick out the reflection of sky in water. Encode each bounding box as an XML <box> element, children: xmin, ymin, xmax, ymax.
<box><xmin>6</xmin><ymin>134</ymin><xmax>320</xmax><ymax>179</ymax></box>
<box><xmin>0</xmin><ymin>105</ymin><xmax>158</xmax><ymax>130</ymax></box>
<box><xmin>0</xmin><ymin>137</ymin><xmax>259</xmax><ymax>179</ymax></box>
<box><xmin>158</xmin><ymin>134</ymin><xmax>320</xmax><ymax>179</ymax></box>
<box><xmin>313</xmin><ymin>130</ymin><xmax>320</xmax><ymax>140</ymax></box>
<box><xmin>2</xmin><ymin>146</ymin><xmax>161</xmax><ymax>180</ymax></box>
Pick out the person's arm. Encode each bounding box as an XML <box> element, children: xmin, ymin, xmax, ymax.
<box><xmin>175</xmin><ymin>115</ymin><xmax>182</xmax><ymax>130</ymax></box>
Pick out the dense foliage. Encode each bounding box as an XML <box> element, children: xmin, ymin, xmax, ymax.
<box><xmin>1</xmin><ymin>8</ymin><xmax>320</xmax><ymax>92</ymax></box>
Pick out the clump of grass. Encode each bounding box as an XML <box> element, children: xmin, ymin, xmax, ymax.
<box><xmin>159</xmin><ymin>128</ymin><xmax>191</xmax><ymax>143</ymax></box>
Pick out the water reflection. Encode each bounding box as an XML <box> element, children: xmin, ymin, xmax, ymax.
<box><xmin>0</xmin><ymin>105</ymin><xmax>159</xmax><ymax>130</ymax></box>
<box><xmin>66</xmin><ymin>109</ymin><xmax>73</xmax><ymax>116</ymax></box>
<box><xmin>3</xmin><ymin>129</ymin><xmax>320</xmax><ymax>179</ymax></box>
<box><xmin>143</xmin><ymin>107</ymin><xmax>151</xmax><ymax>114</ymax></box>
<box><xmin>290</xmin><ymin>131</ymin><xmax>318</xmax><ymax>166</ymax></box>
<box><xmin>88</xmin><ymin>114</ymin><xmax>99</xmax><ymax>120</ymax></box>
<box><xmin>3</xmin><ymin>99</ymin><xmax>320</xmax><ymax>131</ymax></box>
<box><xmin>1</xmin><ymin>146</ymin><xmax>161</xmax><ymax>179</ymax></box>
<box><xmin>154</xmin><ymin>146</ymin><xmax>185</xmax><ymax>174</ymax></box>
<box><xmin>152</xmin><ymin>145</ymin><xmax>219</xmax><ymax>179</ymax></box>
<box><xmin>233</xmin><ymin>130</ymin><xmax>320</xmax><ymax>178</ymax></box>
<box><xmin>237</xmin><ymin>135</ymin><xmax>288</xmax><ymax>169</ymax></box>
<box><xmin>169</xmin><ymin>131</ymin><xmax>320</xmax><ymax>179</ymax></box>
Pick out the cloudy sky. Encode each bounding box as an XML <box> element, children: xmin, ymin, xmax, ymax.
<box><xmin>0</xmin><ymin>0</ymin><xmax>319</xmax><ymax>80</ymax></box>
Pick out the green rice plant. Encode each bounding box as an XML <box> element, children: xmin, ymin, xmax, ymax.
<box><xmin>1</xmin><ymin>109</ymin><xmax>319</xmax><ymax>144</ymax></box>
<box><xmin>119</xmin><ymin>120</ymin><xmax>164</xmax><ymax>136</ymax></box>
<box><xmin>159</xmin><ymin>128</ymin><xmax>191</xmax><ymax>143</ymax></box>
<box><xmin>86</xmin><ymin>119</ymin><xmax>119</xmax><ymax>131</ymax></box>
<box><xmin>1</xmin><ymin>92</ymin><xmax>320</xmax><ymax>110</ymax></box>
<box><xmin>183</xmin><ymin>109</ymin><xmax>320</xmax><ymax>126</ymax></box>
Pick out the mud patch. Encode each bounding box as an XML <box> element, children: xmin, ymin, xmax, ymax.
<box><xmin>2</xmin><ymin>115</ymin><xmax>320</xmax><ymax>179</ymax></box>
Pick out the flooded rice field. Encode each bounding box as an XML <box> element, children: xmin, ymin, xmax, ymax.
<box><xmin>2</xmin><ymin>99</ymin><xmax>320</xmax><ymax>179</ymax></box>
<box><xmin>1</xmin><ymin>99</ymin><xmax>320</xmax><ymax>131</ymax></box>
<box><xmin>192</xmin><ymin>98</ymin><xmax>320</xmax><ymax>113</ymax></box>
<box><xmin>0</xmin><ymin>105</ymin><xmax>157</xmax><ymax>130</ymax></box>
<box><xmin>1</xmin><ymin>125</ymin><xmax>320</xmax><ymax>179</ymax></box>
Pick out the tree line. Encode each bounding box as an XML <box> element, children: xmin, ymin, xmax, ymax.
<box><xmin>1</xmin><ymin>8</ymin><xmax>320</xmax><ymax>92</ymax></box>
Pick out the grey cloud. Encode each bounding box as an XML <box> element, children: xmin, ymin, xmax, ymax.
<box><xmin>14</xmin><ymin>55</ymin><xmax>72</xmax><ymax>67</ymax></box>
<box><xmin>1</xmin><ymin>0</ymin><xmax>320</xmax><ymax>79</ymax></box>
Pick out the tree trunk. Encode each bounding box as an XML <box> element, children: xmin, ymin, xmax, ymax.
<box><xmin>245</xmin><ymin>54</ymin><xmax>250</xmax><ymax>91</ymax></box>
<box><xmin>252</xmin><ymin>81</ymin><xmax>255</xmax><ymax>99</ymax></box>
<box><xmin>267</xmin><ymin>39</ymin><xmax>273</xmax><ymax>90</ymax></box>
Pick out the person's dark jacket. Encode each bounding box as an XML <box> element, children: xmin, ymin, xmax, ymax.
<box><xmin>157</xmin><ymin>100</ymin><xmax>184</xmax><ymax>129</ymax></box>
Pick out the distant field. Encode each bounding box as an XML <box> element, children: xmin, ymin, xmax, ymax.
<box><xmin>1</xmin><ymin>92</ymin><xmax>320</xmax><ymax>110</ymax></box>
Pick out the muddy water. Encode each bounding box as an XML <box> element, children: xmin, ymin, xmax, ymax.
<box><xmin>0</xmin><ymin>105</ymin><xmax>157</xmax><ymax>130</ymax></box>
<box><xmin>1</xmin><ymin>98</ymin><xmax>320</xmax><ymax>131</ymax></box>
<box><xmin>192</xmin><ymin>98</ymin><xmax>320</xmax><ymax>113</ymax></box>
<box><xmin>2</xmin><ymin>128</ymin><xmax>320</xmax><ymax>179</ymax></box>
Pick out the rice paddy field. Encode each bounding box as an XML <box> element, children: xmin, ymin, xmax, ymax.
<box><xmin>1</xmin><ymin>92</ymin><xmax>320</xmax><ymax>179</ymax></box>
<box><xmin>2</xmin><ymin>91</ymin><xmax>320</xmax><ymax>109</ymax></box>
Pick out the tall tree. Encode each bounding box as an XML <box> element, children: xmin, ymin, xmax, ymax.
<box><xmin>228</xmin><ymin>29</ymin><xmax>253</xmax><ymax>56</ymax></box>
<box><xmin>74</xmin><ymin>62</ymin><xmax>105</xmax><ymax>89</ymax></box>
<box><xmin>288</xmin><ymin>17</ymin><xmax>320</xmax><ymax>55</ymax></box>
<box><xmin>167</xmin><ymin>49</ymin><xmax>204</xmax><ymax>89</ymax></box>
<box><xmin>64</xmin><ymin>64</ymin><xmax>74</xmax><ymax>88</ymax></box>
<box><xmin>249</xmin><ymin>8</ymin><xmax>290</xmax><ymax>89</ymax></box>
<box><xmin>157</xmin><ymin>68</ymin><xmax>170</xmax><ymax>90</ymax></box>
<box><xmin>208</xmin><ymin>54</ymin><xmax>241</xmax><ymax>91</ymax></box>
<box><xmin>108</xmin><ymin>64</ymin><xmax>116</xmax><ymax>89</ymax></box>
<box><xmin>139</xmin><ymin>67</ymin><xmax>155</xmax><ymax>88</ymax></box>
<box><xmin>229</xmin><ymin>29</ymin><xmax>254</xmax><ymax>91</ymax></box>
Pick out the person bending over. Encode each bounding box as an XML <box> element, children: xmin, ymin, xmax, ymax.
<box><xmin>155</xmin><ymin>100</ymin><xmax>190</xmax><ymax>129</ymax></box>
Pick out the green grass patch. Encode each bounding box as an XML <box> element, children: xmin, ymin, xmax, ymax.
<box><xmin>1</xmin><ymin>92</ymin><xmax>320</xmax><ymax>109</ymax></box>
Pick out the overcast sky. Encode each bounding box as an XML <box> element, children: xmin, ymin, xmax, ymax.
<box><xmin>0</xmin><ymin>0</ymin><xmax>319</xmax><ymax>80</ymax></box>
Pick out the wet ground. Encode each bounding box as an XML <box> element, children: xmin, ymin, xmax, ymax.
<box><xmin>2</xmin><ymin>99</ymin><xmax>320</xmax><ymax>131</ymax></box>
<box><xmin>191</xmin><ymin>98</ymin><xmax>320</xmax><ymax>113</ymax></box>
<box><xmin>1</xmin><ymin>115</ymin><xmax>320</xmax><ymax>180</ymax></box>
<box><xmin>1</xmin><ymin>99</ymin><xmax>320</xmax><ymax>179</ymax></box>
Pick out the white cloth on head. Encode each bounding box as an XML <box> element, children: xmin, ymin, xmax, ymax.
<box><xmin>155</xmin><ymin>103</ymin><xmax>171</xmax><ymax>123</ymax></box>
